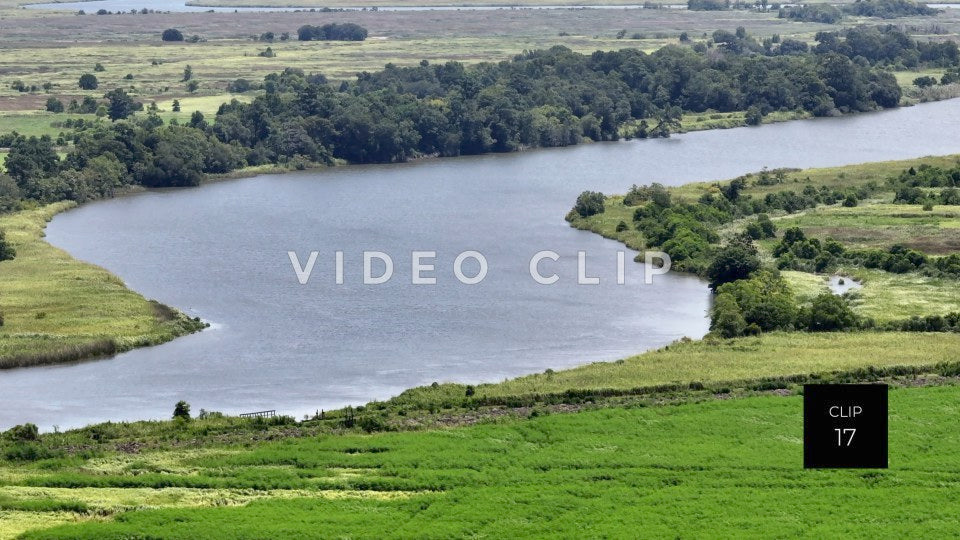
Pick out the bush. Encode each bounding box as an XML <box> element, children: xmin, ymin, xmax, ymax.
<box><xmin>715</xmin><ymin>271</ymin><xmax>797</xmax><ymax>332</ymax></box>
<box><xmin>4</xmin><ymin>423</ymin><xmax>39</xmax><ymax>442</ymax></box>
<box><xmin>45</xmin><ymin>97</ymin><xmax>64</xmax><ymax>113</ymax></box>
<box><xmin>802</xmin><ymin>293</ymin><xmax>858</xmax><ymax>332</ymax></box>
<box><xmin>162</xmin><ymin>28</ymin><xmax>184</xmax><ymax>42</ymax></box>
<box><xmin>0</xmin><ymin>229</ymin><xmax>15</xmax><ymax>262</ymax></box>
<box><xmin>687</xmin><ymin>0</ymin><xmax>729</xmax><ymax>10</ymax></box>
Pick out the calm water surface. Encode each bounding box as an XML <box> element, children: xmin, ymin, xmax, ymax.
<box><xmin>4</xmin><ymin>99</ymin><xmax>960</xmax><ymax>430</ymax></box>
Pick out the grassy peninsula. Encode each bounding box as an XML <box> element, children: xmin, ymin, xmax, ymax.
<box><xmin>0</xmin><ymin>203</ymin><xmax>205</xmax><ymax>369</ymax></box>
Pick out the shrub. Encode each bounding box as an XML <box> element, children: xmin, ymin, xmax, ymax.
<box><xmin>802</xmin><ymin>293</ymin><xmax>858</xmax><ymax>332</ymax></box>
<box><xmin>715</xmin><ymin>271</ymin><xmax>797</xmax><ymax>332</ymax></box>
<box><xmin>45</xmin><ymin>97</ymin><xmax>64</xmax><ymax>113</ymax></box>
<box><xmin>4</xmin><ymin>423</ymin><xmax>39</xmax><ymax>442</ymax></box>
<box><xmin>0</xmin><ymin>229</ymin><xmax>15</xmax><ymax>262</ymax></box>
<box><xmin>162</xmin><ymin>28</ymin><xmax>184</xmax><ymax>42</ymax></box>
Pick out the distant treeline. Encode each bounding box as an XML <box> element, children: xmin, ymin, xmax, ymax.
<box><xmin>779</xmin><ymin>0</ymin><xmax>938</xmax><ymax>23</ymax></box>
<box><xmin>296</xmin><ymin>23</ymin><xmax>368</xmax><ymax>42</ymax></box>
<box><xmin>0</xmin><ymin>26</ymin><xmax>955</xmax><ymax>207</ymax></box>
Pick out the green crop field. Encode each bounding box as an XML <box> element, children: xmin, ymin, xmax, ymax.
<box><xmin>1</xmin><ymin>384</ymin><xmax>958</xmax><ymax>538</ymax></box>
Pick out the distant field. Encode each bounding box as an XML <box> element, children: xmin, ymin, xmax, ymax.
<box><xmin>5</xmin><ymin>385</ymin><xmax>960</xmax><ymax>538</ymax></box>
<box><xmin>405</xmin><ymin>331</ymin><xmax>960</xmax><ymax>401</ymax></box>
<box><xmin>0</xmin><ymin>112</ymin><xmax>96</xmax><ymax>138</ymax></box>
<box><xmin>673</xmin><ymin>155</ymin><xmax>960</xmax><ymax>200</ymax></box>
<box><xmin>772</xmin><ymin>203</ymin><xmax>960</xmax><ymax>254</ymax></box>
<box><xmin>5</xmin><ymin>4</ymin><xmax>946</xmax><ymax>116</ymax></box>
<box><xmin>0</xmin><ymin>204</ymin><xmax>204</xmax><ymax>368</ymax></box>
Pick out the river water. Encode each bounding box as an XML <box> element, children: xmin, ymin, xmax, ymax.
<box><xmin>4</xmin><ymin>99</ymin><xmax>960</xmax><ymax>430</ymax></box>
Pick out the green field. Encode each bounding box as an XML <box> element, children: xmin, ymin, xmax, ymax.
<box><xmin>772</xmin><ymin>203</ymin><xmax>960</xmax><ymax>254</ymax></box>
<box><xmin>1</xmin><ymin>384</ymin><xmax>958</xmax><ymax>538</ymax></box>
<box><xmin>0</xmin><ymin>204</ymin><xmax>205</xmax><ymax>368</ymax></box>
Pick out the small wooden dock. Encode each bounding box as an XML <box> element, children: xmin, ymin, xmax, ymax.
<box><xmin>239</xmin><ymin>410</ymin><xmax>276</xmax><ymax>419</ymax></box>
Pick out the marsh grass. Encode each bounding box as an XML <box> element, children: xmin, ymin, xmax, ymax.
<box><xmin>0</xmin><ymin>204</ymin><xmax>205</xmax><ymax>368</ymax></box>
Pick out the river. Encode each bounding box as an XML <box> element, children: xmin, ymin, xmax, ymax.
<box><xmin>3</xmin><ymin>99</ymin><xmax>960</xmax><ymax>430</ymax></box>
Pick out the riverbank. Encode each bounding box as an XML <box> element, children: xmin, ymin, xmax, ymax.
<box><xmin>0</xmin><ymin>203</ymin><xmax>206</xmax><ymax>369</ymax></box>
<box><xmin>4</xmin><ymin>152</ymin><xmax>960</xmax><ymax>538</ymax></box>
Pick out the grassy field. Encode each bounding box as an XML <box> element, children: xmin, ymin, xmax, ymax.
<box><xmin>0</xmin><ymin>203</ymin><xmax>205</xmax><ymax>368</ymax></box>
<box><xmin>0</xmin><ymin>384</ymin><xmax>958</xmax><ymax>538</ymax></box>
<box><xmin>3</xmin><ymin>5</ymin><xmax>955</xmax><ymax>117</ymax></box>
<box><xmin>392</xmin><ymin>331</ymin><xmax>960</xmax><ymax>403</ymax></box>
<box><xmin>771</xmin><ymin>203</ymin><xmax>960</xmax><ymax>254</ymax></box>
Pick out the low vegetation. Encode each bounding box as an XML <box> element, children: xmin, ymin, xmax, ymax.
<box><xmin>2</xmin><ymin>384</ymin><xmax>960</xmax><ymax>538</ymax></box>
<box><xmin>0</xmin><ymin>204</ymin><xmax>205</xmax><ymax>368</ymax></box>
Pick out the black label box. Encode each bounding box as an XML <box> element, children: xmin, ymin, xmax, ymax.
<box><xmin>803</xmin><ymin>384</ymin><xmax>888</xmax><ymax>469</ymax></box>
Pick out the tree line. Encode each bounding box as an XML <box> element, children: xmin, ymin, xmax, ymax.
<box><xmin>296</xmin><ymin>23</ymin><xmax>368</xmax><ymax>41</ymax></box>
<box><xmin>1</xmin><ymin>26</ymin><xmax>953</xmax><ymax>210</ymax></box>
<box><xmin>779</xmin><ymin>0</ymin><xmax>938</xmax><ymax>23</ymax></box>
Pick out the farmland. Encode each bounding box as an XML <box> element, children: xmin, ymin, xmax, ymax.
<box><xmin>0</xmin><ymin>384</ymin><xmax>959</xmax><ymax>538</ymax></box>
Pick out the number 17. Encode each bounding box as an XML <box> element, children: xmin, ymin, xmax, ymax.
<box><xmin>835</xmin><ymin>428</ymin><xmax>856</xmax><ymax>447</ymax></box>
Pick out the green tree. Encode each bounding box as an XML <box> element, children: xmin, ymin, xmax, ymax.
<box><xmin>4</xmin><ymin>423</ymin><xmax>39</xmax><ymax>441</ymax></box>
<box><xmin>104</xmin><ymin>89</ymin><xmax>138</xmax><ymax>121</ymax></box>
<box><xmin>162</xmin><ymin>28</ymin><xmax>184</xmax><ymax>42</ymax></box>
<box><xmin>716</xmin><ymin>271</ymin><xmax>797</xmax><ymax>332</ymax></box>
<box><xmin>4</xmin><ymin>136</ymin><xmax>60</xmax><ymax>184</ymax></box>
<box><xmin>573</xmin><ymin>191</ymin><xmax>605</xmax><ymax>218</ymax></box>
<box><xmin>803</xmin><ymin>292</ymin><xmax>857</xmax><ymax>331</ymax></box>
<box><xmin>706</xmin><ymin>240</ymin><xmax>761</xmax><ymax>290</ymax></box>
<box><xmin>173</xmin><ymin>400</ymin><xmax>191</xmax><ymax>420</ymax></box>
<box><xmin>172</xmin><ymin>99</ymin><xmax>181</xmax><ymax>112</ymax></box>
<box><xmin>182</xmin><ymin>64</ymin><xmax>193</xmax><ymax>82</ymax></box>
<box><xmin>78</xmin><ymin>73</ymin><xmax>98</xmax><ymax>90</ymax></box>
<box><xmin>710</xmin><ymin>292</ymin><xmax>747</xmax><ymax>338</ymax></box>
<box><xmin>45</xmin><ymin>97</ymin><xmax>64</xmax><ymax>113</ymax></box>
